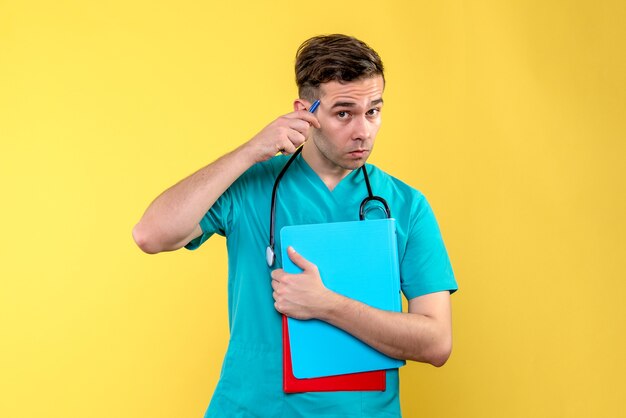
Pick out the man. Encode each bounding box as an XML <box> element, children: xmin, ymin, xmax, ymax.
<box><xmin>133</xmin><ymin>34</ymin><xmax>457</xmax><ymax>417</ymax></box>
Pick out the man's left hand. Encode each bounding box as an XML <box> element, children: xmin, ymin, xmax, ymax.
<box><xmin>270</xmin><ymin>246</ymin><xmax>332</xmax><ymax>320</ymax></box>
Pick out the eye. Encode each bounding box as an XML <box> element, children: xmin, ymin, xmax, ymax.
<box><xmin>366</xmin><ymin>108</ymin><xmax>381</xmax><ymax>117</ymax></box>
<box><xmin>337</xmin><ymin>111</ymin><xmax>350</xmax><ymax>119</ymax></box>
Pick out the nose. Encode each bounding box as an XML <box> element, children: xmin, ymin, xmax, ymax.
<box><xmin>350</xmin><ymin>115</ymin><xmax>370</xmax><ymax>141</ymax></box>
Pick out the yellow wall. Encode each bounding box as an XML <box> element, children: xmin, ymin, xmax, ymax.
<box><xmin>1</xmin><ymin>1</ymin><xmax>625</xmax><ymax>417</ymax></box>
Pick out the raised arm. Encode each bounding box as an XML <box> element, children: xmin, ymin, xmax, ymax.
<box><xmin>132</xmin><ymin>109</ymin><xmax>320</xmax><ymax>254</ymax></box>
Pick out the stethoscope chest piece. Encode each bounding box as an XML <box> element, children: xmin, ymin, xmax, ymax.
<box><xmin>266</xmin><ymin>246</ymin><xmax>276</xmax><ymax>267</ymax></box>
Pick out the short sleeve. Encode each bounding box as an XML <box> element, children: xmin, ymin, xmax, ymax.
<box><xmin>400</xmin><ymin>194</ymin><xmax>458</xmax><ymax>300</ymax></box>
<box><xmin>185</xmin><ymin>185</ymin><xmax>238</xmax><ymax>251</ymax></box>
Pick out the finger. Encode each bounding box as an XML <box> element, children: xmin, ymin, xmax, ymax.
<box><xmin>286</xmin><ymin>130</ymin><xmax>306</xmax><ymax>148</ymax></box>
<box><xmin>285</xmin><ymin>111</ymin><xmax>321</xmax><ymax>129</ymax></box>
<box><xmin>271</xmin><ymin>278</ymin><xmax>285</xmax><ymax>292</ymax></box>
<box><xmin>276</xmin><ymin>140</ymin><xmax>296</xmax><ymax>155</ymax></box>
<box><xmin>271</xmin><ymin>269</ymin><xmax>284</xmax><ymax>281</ymax></box>
<box><xmin>302</xmin><ymin>112</ymin><xmax>321</xmax><ymax>129</ymax></box>
<box><xmin>287</xmin><ymin>246</ymin><xmax>316</xmax><ymax>271</ymax></box>
<box><xmin>289</xmin><ymin>119</ymin><xmax>313</xmax><ymax>136</ymax></box>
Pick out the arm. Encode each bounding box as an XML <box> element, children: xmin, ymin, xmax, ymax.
<box><xmin>271</xmin><ymin>247</ymin><xmax>453</xmax><ymax>367</ymax></box>
<box><xmin>132</xmin><ymin>109</ymin><xmax>320</xmax><ymax>254</ymax></box>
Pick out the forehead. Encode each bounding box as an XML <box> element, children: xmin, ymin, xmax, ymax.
<box><xmin>319</xmin><ymin>76</ymin><xmax>384</xmax><ymax>105</ymax></box>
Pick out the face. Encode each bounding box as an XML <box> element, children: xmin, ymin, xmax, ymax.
<box><xmin>306</xmin><ymin>76</ymin><xmax>384</xmax><ymax>173</ymax></box>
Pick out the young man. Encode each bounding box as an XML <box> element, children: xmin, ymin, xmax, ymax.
<box><xmin>133</xmin><ymin>34</ymin><xmax>457</xmax><ymax>417</ymax></box>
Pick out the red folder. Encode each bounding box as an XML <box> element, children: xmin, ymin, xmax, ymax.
<box><xmin>282</xmin><ymin>315</ymin><xmax>386</xmax><ymax>393</ymax></box>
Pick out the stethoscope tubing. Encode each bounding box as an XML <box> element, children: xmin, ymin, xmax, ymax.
<box><xmin>266</xmin><ymin>148</ymin><xmax>391</xmax><ymax>267</ymax></box>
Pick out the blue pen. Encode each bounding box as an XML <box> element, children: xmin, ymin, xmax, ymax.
<box><xmin>309</xmin><ymin>99</ymin><xmax>320</xmax><ymax>113</ymax></box>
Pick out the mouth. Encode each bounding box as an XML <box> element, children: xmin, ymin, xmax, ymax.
<box><xmin>347</xmin><ymin>149</ymin><xmax>369</xmax><ymax>158</ymax></box>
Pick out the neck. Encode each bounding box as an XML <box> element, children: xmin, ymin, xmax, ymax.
<box><xmin>301</xmin><ymin>142</ymin><xmax>352</xmax><ymax>191</ymax></box>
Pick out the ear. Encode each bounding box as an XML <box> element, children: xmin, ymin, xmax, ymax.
<box><xmin>293</xmin><ymin>99</ymin><xmax>310</xmax><ymax>112</ymax></box>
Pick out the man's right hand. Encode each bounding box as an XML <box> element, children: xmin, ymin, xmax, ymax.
<box><xmin>133</xmin><ymin>107</ymin><xmax>320</xmax><ymax>254</ymax></box>
<box><xmin>242</xmin><ymin>110</ymin><xmax>321</xmax><ymax>163</ymax></box>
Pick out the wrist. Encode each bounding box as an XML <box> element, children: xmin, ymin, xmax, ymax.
<box><xmin>316</xmin><ymin>289</ymin><xmax>344</xmax><ymax>322</ymax></box>
<box><xmin>233</xmin><ymin>141</ymin><xmax>262</xmax><ymax>167</ymax></box>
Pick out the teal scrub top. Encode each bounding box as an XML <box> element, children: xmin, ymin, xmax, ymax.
<box><xmin>186</xmin><ymin>154</ymin><xmax>457</xmax><ymax>418</ymax></box>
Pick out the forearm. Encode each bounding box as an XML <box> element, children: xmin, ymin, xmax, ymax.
<box><xmin>317</xmin><ymin>292</ymin><xmax>452</xmax><ymax>366</ymax></box>
<box><xmin>272</xmin><ymin>249</ymin><xmax>453</xmax><ymax>366</ymax></box>
<box><xmin>133</xmin><ymin>143</ymin><xmax>256</xmax><ymax>253</ymax></box>
<box><xmin>133</xmin><ymin>108</ymin><xmax>319</xmax><ymax>254</ymax></box>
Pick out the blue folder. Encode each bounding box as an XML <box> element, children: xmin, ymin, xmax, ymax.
<box><xmin>280</xmin><ymin>218</ymin><xmax>406</xmax><ymax>379</ymax></box>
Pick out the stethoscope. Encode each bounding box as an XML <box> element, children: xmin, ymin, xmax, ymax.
<box><xmin>265</xmin><ymin>101</ymin><xmax>391</xmax><ymax>267</ymax></box>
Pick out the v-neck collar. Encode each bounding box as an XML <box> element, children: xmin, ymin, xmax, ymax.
<box><xmin>294</xmin><ymin>153</ymin><xmax>364</xmax><ymax>197</ymax></box>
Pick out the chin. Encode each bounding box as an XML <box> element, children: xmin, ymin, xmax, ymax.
<box><xmin>342</xmin><ymin>160</ymin><xmax>367</xmax><ymax>171</ymax></box>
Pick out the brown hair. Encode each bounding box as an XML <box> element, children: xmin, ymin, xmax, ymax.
<box><xmin>295</xmin><ymin>34</ymin><xmax>385</xmax><ymax>101</ymax></box>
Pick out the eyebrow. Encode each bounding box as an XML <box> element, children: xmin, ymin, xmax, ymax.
<box><xmin>330</xmin><ymin>98</ymin><xmax>384</xmax><ymax>109</ymax></box>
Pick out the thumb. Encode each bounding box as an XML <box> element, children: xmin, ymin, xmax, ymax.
<box><xmin>287</xmin><ymin>246</ymin><xmax>315</xmax><ymax>271</ymax></box>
